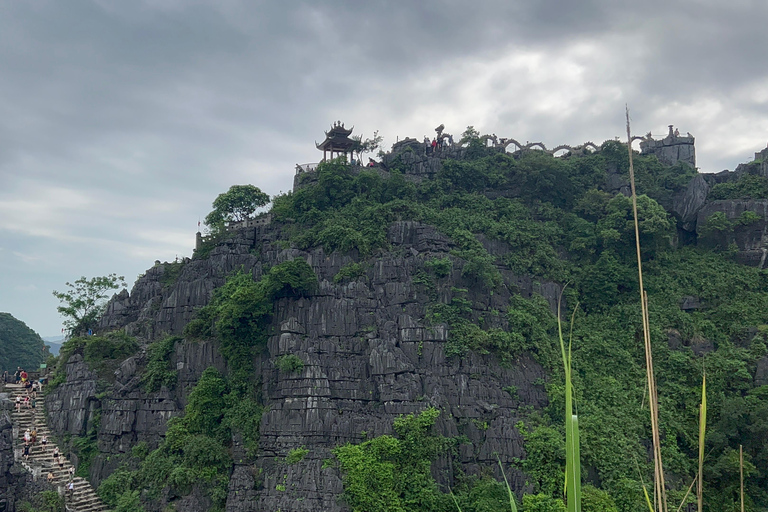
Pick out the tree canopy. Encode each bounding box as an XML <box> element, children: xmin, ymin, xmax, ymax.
<box><xmin>53</xmin><ymin>274</ymin><xmax>126</xmax><ymax>336</ymax></box>
<box><xmin>351</xmin><ymin>131</ymin><xmax>383</xmax><ymax>163</ymax></box>
<box><xmin>0</xmin><ymin>312</ymin><xmax>47</xmax><ymax>372</ymax></box>
<box><xmin>204</xmin><ymin>184</ymin><xmax>270</xmax><ymax>233</ymax></box>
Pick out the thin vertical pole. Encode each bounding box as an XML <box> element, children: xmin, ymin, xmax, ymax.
<box><xmin>697</xmin><ymin>373</ymin><xmax>707</xmax><ymax>512</ymax></box>
<box><xmin>626</xmin><ymin>107</ymin><xmax>667</xmax><ymax>512</ymax></box>
<box><xmin>740</xmin><ymin>445</ymin><xmax>745</xmax><ymax>512</ymax></box>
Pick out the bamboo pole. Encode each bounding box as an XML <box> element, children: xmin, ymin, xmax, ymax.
<box><xmin>740</xmin><ymin>445</ymin><xmax>745</xmax><ymax>512</ymax></box>
<box><xmin>697</xmin><ymin>373</ymin><xmax>707</xmax><ymax>512</ymax></box>
<box><xmin>626</xmin><ymin>107</ymin><xmax>667</xmax><ymax>512</ymax></box>
<box><xmin>676</xmin><ymin>476</ymin><xmax>697</xmax><ymax>512</ymax></box>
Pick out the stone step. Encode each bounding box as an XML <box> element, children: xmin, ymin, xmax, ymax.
<box><xmin>4</xmin><ymin>383</ymin><xmax>111</xmax><ymax>512</ymax></box>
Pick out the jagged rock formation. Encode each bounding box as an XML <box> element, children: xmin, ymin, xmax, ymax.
<box><xmin>672</xmin><ymin>174</ymin><xmax>710</xmax><ymax>230</ymax></box>
<box><xmin>640</xmin><ymin>127</ymin><xmax>696</xmax><ymax>168</ymax></box>
<box><xmin>0</xmin><ymin>400</ymin><xmax>26</xmax><ymax>512</ymax></box>
<box><xmin>45</xmin><ymin>341</ymin><xmax>226</xmax><ymax>489</ymax></box>
<box><xmin>696</xmin><ymin>200</ymin><xmax>768</xmax><ymax>266</ymax></box>
<box><xmin>661</xmin><ymin>150</ymin><xmax>768</xmax><ymax>266</ymax></box>
<box><xmin>49</xmin><ymin>217</ymin><xmax>555</xmax><ymax>511</ymax></box>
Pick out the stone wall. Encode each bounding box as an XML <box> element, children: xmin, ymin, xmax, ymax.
<box><xmin>0</xmin><ymin>396</ymin><xmax>28</xmax><ymax>511</ymax></box>
<box><xmin>640</xmin><ymin>129</ymin><xmax>696</xmax><ymax>168</ymax></box>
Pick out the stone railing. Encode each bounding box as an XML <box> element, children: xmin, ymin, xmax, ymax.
<box><xmin>295</xmin><ymin>162</ymin><xmax>319</xmax><ymax>175</ymax></box>
<box><xmin>226</xmin><ymin>213</ymin><xmax>273</xmax><ymax>230</ymax></box>
<box><xmin>195</xmin><ymin>213</ymin><xmax>274</xmax><ymax>250</ymax></box>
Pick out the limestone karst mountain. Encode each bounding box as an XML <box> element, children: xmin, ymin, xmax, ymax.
<box><xmin>11</xmin><ymin>129</ymin><xmax>768</xmax><ymax>512</ymax></box>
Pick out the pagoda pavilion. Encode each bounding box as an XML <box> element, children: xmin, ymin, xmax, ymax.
<box><xmin>316</xmin><ymin>121</ymin><xmax>356</xmax><ymax>161</ymax></box>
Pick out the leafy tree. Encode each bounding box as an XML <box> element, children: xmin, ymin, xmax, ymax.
<box><xmin>574</xmin><ymin>188</ymin><xmax>612</xmax><ymax>223</ymax></box>
<box><xmin>459</xmin><ymin>125</ymin><xmax>491</xmax><ymax>159</ymax></box>
<box><xmin>709</xmin><ymin>173</ymin><xmax>768</xmax><ymax>200</ymax></box>
<box><xmin>351</xmin><ymin>130</ymin><xmax>383</xmax><ymax>163</ymax></box>
<box><xmin>52</xmin><ymin>274</ymin><xmax>126</xmax><ymax>336</ymax></box>
<box><xmin>597</xmin><ymin>193</ymin><xmax>671</xmax><ymax>259</ymax></box>
<box><xmin>459</xmin><ymin>125</ymin><xmax>481</xmax><ymax>145</ymax></box>
<box><xmin>19</xmin><ymin>491</ymin><xmax>63</xmax><ymax>512</ymax></box>
<box><xmin>578</xmin><ymin>251</ymin><xmax>636</xmax><ymax>312</ymax></box>
<box><xmin>333</xmin><ymin>407</ymin><xmax>453</xmax><ymax>512</ymax></box>
<box><xmin>698</xmin><ymin>211</ymin><xmax>735</xmax><ymax>250</ymax></box>
<box><xmin>204</xmin><ymin>184</ymin><xmax>270</xmax><ymax>233</ymax></box>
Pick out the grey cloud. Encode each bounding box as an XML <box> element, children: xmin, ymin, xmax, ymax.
<box><xmin>2</xmin><ymin>0</ymin><xmax>768</xmax><ymax>335</ymax></box>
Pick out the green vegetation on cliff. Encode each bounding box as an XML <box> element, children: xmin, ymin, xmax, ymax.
<box><xmin>99</xmin><ymin>258</ymin><xmax>317</xmax><ymax>511</ymax></box>
<box><xmin>81</xmin><ymin>132</ymin><xmax>768</xmax><ymax>512</ymax></box>
<box><xmin>264</xmin><ymin>138</ymin><xmax>767</xmax><ymax>511</ymax></box>
<box><xmin>48</xmin><ymin>330</ymin><xmax>139</xmax><ymax>389</ymax></box>
<box><xmin>0</xmin><ymin>312</ymin><xmax>47</xmax><ymax>372</ymax></box>
<box><xmin>332</xmin><ymin>408</ymin><xmax>455</xmax><ymax>512</ymax></box>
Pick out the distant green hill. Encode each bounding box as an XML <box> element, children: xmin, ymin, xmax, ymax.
<box><xmin>0</xmin><ymin>312</ymin><xmax>47</xmax><ymax>372</ymax></box>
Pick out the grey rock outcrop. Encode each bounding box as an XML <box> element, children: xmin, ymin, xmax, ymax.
<box><xmin>0</xmin><ymin>395</ymin><xmax>29</xmax><ymax>511</ymax></box>
<box><xmin>744</xmin><ymin>146</ymin><xmax>768</xmax><ymax>178</ymax></box>
<box><xmin>755</xmin><ymin>356</ymin><xmax>768</xmax><ymax>386</ymax></box>
<box><xmin>45</xmin><ymin>339</ymin><xmax>227</xmax><ymax>488</ymax></box>
<box><xmin>696</xmin><ymin>200</ymin><xmax>768</xmax><ymax>267</ymax></box>
<box><xmin>640</xmin><ymin>130</ymin><xmax>696</xmax><ymax>168</ymax></box>
<box><xmin>672</xmin><ymin>174</ymin><xmax>710</xmax><ymax>230</ymax></box>
<box><xmin>54</xmin><ymin>216</ymin><xmax>554</xmax><ymax>511</ymax></box>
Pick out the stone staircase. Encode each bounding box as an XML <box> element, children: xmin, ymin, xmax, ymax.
<box><xmin>6</xmin><ymin>383</ymin><xmax>110</xmax><ymax>512</ymax></box>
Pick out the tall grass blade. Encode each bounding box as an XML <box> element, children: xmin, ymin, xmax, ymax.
<box><xmin>643</xmin><ymin>484</ymin><xmax>655</xmax><ymax>512</ymax></box>
<box><xmin>626</xmin><ymin>107</ymin><xmax>667</xmax><ymax>512</ymax></box>
<box><xmin>697</xmin><ymin>373</ymin><xmax>707</xmax><ymax>512</ymax></box>
<box><xmin>497</xmin><ymin>457</ymin><xmax>519</xmax><ymax>512</ymax></box>
<box><xmin>449</xmin><ymin>489</ymin><xmax>463</xmax><ymax>512</ymax></box>
<box><xmin>558</xmin><ymin>292</ymin><xmax>581</xmax><ymax>512</ymax></box>
<box><xmin>635</xmin><ymin>458</ymin><xmax>655</xmax><ymax>512</ymax></box>
<box><xmin>570</xmin><ymin>413</ymin><xmax>582</xmax><ymax>504</ymax></box>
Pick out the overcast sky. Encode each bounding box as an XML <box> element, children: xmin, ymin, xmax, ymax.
<box><xmin>2</xmin><ymin>0</ymin><xmax>768</xmax><ymax>337</ymax></box>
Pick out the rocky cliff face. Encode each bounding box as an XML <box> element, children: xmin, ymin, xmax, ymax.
<box><xmin>43</xmin><ymin>139</ymin><xmax>768</xmax><ymax>511</ymax></box>
<box><xmin>45</xmin><ymin>337</ymin><xmax>227</xmax><ymax>488</ymax></box>
<box><xmin>640</xmin><ymin>132</ymin><xmax>696</xmax><ymax>168</ymax></box>
<box><xmin>666</xmin><ymin>165</ymin><xmax>768</xmax><ymax>267</ymax></box>
<box><xmin>0</xmin><ymin>399</ymin><xmax>28</xmax><ymax>511</ymax></box>
<box><xmin>696</xmin><ymin>199</ymin><xmax>768</xmax><ymax>266</ymax></box>
<box><xmin>47</xmin><ymin>216</ymin><xmax>555</xmax><ymax>511</ymax></box>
